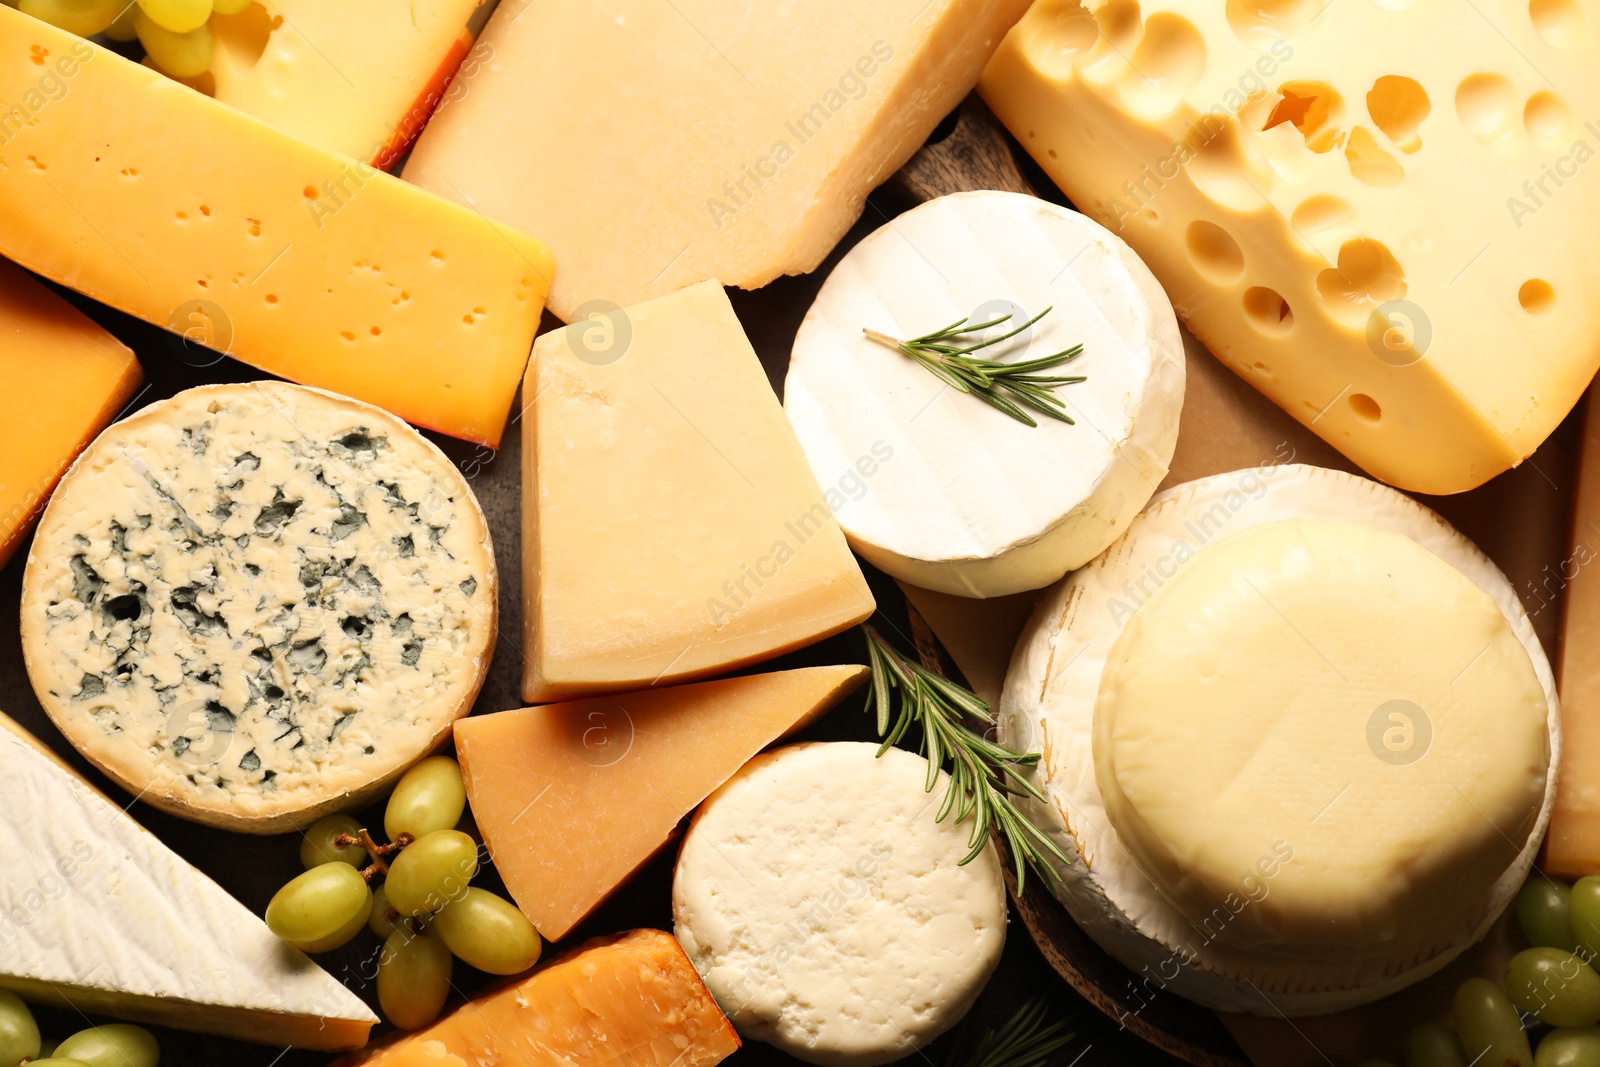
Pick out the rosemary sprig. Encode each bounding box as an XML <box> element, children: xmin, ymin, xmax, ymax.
<box><xmin>863</xmin><ymin>307</ymin><xmax>1085</xmax><ymax>428</ymax></box>
<box><xmin>863</xmin><ymin>625</ymin><xmax>1072</xmax><ymax>894</ymax></box>
<box><xmin>948</xmin><ymin>997</ymin><xmax>1077</xmax><ymax>1067</ymax></box>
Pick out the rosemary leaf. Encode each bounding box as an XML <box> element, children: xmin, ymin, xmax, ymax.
<box><xmin>948</xmin><ymin>996</ymin><xmax>1077</xmax><ymax>1067</ymax></box>
<box><xmin>864</xmin><ymin>308</ymin><xmax>1085</xmax><ymax>428</ymax></box>
<box><xmin>861</xmin><ymin>625</ymin><xmax>1072</xmax><ymax>894</ymax></box>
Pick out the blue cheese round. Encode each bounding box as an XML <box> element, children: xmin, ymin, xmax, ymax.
<box><xmin>21</xmin><ymin>382</ymin><xmax>496</xmax><ymax>833</ymax></box>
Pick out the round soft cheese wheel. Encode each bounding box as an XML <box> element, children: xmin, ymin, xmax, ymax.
<box><xmin>20</xmin><ymin>382</ymin><xmax>496</xmax><ymax>833</ymax></box>
<box><xmin>1097</xmin><ymin>518</ymin><xmax>1548</xmax><ymax>957</ymax></box>
<box><xmin>1000</xmin><ymin>464</ymin><xmax>1558</xmax><ymax>1015</ymax></box>
<box><xmin>784</xmin><ymin>190</ymin><xmax>1184</xmax><ymax>599</ymax></box>
<box><xmin>673</xmin><ymin>741</ymin><xmax>1007</xmax><ymax>1067</ymax></box>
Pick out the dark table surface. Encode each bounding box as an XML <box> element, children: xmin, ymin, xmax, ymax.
<box><xmin>6</xmin><ymin>178</ymin><xmax>1191</xmax><ymax>1066</ymax></box>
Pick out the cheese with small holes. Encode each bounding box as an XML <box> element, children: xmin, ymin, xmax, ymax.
<box><xmin>332</xmin><ymin>930</ymin><xmax>739</xmax><ymax>1067</ymax></box>
<box><xmin>0</xmin><ymin>711</ymin><xmax>377</xmax><ymax>1049</ymax></box>
<box><xmin>404</xmin><ymin>0</ymin><xmax>1034</xmax><ymax>321</ymax></box>
<box><xmin>0</xmin><ymin>258</ymin><xmax>141</xmax><ymax>570</ymax></box>
<box><xmin>785</xmin><ymin>190</ymin><xmax>1184</xmax><ymax>598</ymax></box>
<box><xmin>456</xmin><ymin>665</ymin><xmax>870</xmax><ymax>940</ymax></box>
<box><xmin>20</xmin><ymin>382</ymin><xmax>495</xmax><ymax>833</ymax></box>
<box><xmin>210</xmin><ymin>0</ymin><xmax>484</xmax><ymax>167</ymax></box>
<box><xmin>521</xmin><ymin>280</ymin><xmax>874</xmax><ymax>702</ymax></box>
<box><xmin>0</xmin><ymin>11</ymin><xmax>551</xmax><ymax>446</ymax></box>
<box><xmin>674</xmin><ymin>743</ymin><xmax>1007</xmax><ymax>1067</ymax></box>
<box><xmin>1002</xmin><ymin>464</ymin><xmax>1557</xmax><ymax>1014</ymax></box>
<box><xmin>979</xmin><ymin>0</ymin><xmax>1600</xmax><ymax>494</ymax></box>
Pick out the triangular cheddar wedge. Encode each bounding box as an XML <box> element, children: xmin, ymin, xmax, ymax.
<box><xmin>520</xmin><ymin>280</ymin><xmax>875</xmax><ymax>702</ymax></box>
<box><xmin>456</xmin><ymin>664</ymin><xmax>869</xmax><ymax>940</ymax></box>
<box><xmin>0</xmin><ymin>713</ymin><xmax>376</xmax><ymax>1050</ymax></box>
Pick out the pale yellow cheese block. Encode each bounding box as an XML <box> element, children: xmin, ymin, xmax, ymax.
<box><xmin>404</xmin><ymin>0</ymin><xmax>1033</xmax><ymax>321</ymax></box>
<box><xmin>979</xmin><ymin>0</ymin><xmax>1600</xmax><ymax>494</ymax></box>
<box><xmin>521</xmin><ymin>281</ymin><xmax>875</xmax><ymax>701</ymax></box>
<box><xmin>211</xmin><ymin>0</ymin><xmax>482</xmax><ymax>166</ymax></box>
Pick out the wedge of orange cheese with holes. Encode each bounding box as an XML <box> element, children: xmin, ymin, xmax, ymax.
<box><xmin>980</xmin><ymin>0</ymin><xmax>1600</xmax><ymax>494</ymax></box>
<box><xmin>0</xmin><ymin>10</ymin><xmax>551</xmax><ymax>447</ymax></box>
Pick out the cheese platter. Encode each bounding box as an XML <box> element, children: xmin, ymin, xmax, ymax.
<box><xmin>0</xmin><ymin>1</ymin><xmax>1597</xmax><ymax>1066</ymax></box>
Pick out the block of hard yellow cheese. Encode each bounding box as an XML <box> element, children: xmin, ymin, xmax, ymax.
<box><xmin>211</xmin><ymin>0</ymin><xmax>483</xmax><ymax>167</ymax></box>
<box><xmin>1546</xmin><ymin>388</ymin><xmax>1600</xmax><ymax>878</ymax></box>
<box><xmin>0</xmin><ymin>259</ymin><xmax>141</xmax><ymax>570</ymax></box>
<box><xmin>456</xmin><ymin>665</ymin><xmax>869</xmax><ymax>940</ymax></box>
<box><xmin>405</xmin><ymin>0</ymin><xmax>1033</xmax><ymax>321</ymax></box>
<box><xmin>979</xmin><ymin>0</ymin><xmax>1600</xmax><ymax>494</ymax></box>
<box><xmin>333</xmin><ymin>930</ymin><xmax>739</xmax><ymax>1067</ymax></box>
<box><xmin>0</xmin><ymin>13</ymin><xmax>551</xmax><ymax>447</ymax></box>
<box><xmin>521</xmin><ymin>280</ymin><xmax>874</xmax><ymax>701</ymax></box>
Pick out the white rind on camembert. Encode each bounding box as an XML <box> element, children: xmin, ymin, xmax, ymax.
<box><xmin>1001</xmin><ymin>463</ymin><xmax>1558</xmax><ymax>1015</ymax></box>
<box><xmin>674</xmin><ymin>742</ymin><xmax>1007</xmax><ymax>1067</ymax></box>
<box><xmin>0</xmin><ymin>713</ymin><xmax>377</xmax><ymax>1049</ymax></box>
<box><xmin>20</xmin><ymin>382</ymin><xmax>496</xmax><ymax>833</ymax></box>
<box><xmin>785</xmin><ymin>191</ymin><xmax>1184</xmax><ymax>599</ymax></box>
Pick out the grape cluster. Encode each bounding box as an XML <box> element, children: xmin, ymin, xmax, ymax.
<box><xmin>1357</xmin><ymin>875</ymin><xmax>1600</xmax><ymax>1066</ymax></box>
<box><xmin>16</xmin><ymin>0</ymin><xmax>255</xmax><ymax>83</ymax></box>
<box><xmin>265</xmin><ymin>756</ymin><xmax>541</xmax><ymax>1031</ymax></box>
<box><xmin>0</xmin><ymin>993</ymin><xmax>160</xmax><ymax>1067</ymax></box>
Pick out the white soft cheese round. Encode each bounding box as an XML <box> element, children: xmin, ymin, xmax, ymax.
<box><xmin>1001</xmin><ymin>464</ymin><xmax>1559</xmax><ymax>1015</ymax></box>
<box><xmin>20</xmin><ymin>382</ymin><xmax>496</xmax><ymax>833</ymax></box>
<box><xmin>673</xmin><ymin>742</ymin><xmax>1007</xmax><ymax>1067</ymax></box>
<box><xmin>784</xmin><ymin>190</ymin><xmax>1184</xmax><ymax>599</ymax></box>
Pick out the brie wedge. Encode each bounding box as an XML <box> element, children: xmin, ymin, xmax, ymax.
<box><xmin>1001</xmin><ymin>463</ymin><xmax>1558</xmax><ymax>1015</ymax></box>
<box><xmin>0</xmin><ymin>713</ymin><xmax>376</xmax><ymax>1049</ymax></box>
<box><xmin>785</xmin><ymin>190</ymin><xmax>1184</xmax><ymax>598</ymax></box>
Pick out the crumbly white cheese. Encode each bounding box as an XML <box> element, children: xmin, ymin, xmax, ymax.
<box><xmin>20</xmin><ymin>382</ymin><xmax>495</xmax><ymax>833</ymax></box>
<box><xmin>1001</xmin><ymin>464</ymin><xmax>1560</xmax><ymax>1015</ymax></box>
<box><xmin>785</xmin><ymin>190</ymin><xmax>1184</xmax><ymax>599</ymax></box>
<box><xmin>673</xmin><ymin>742</ymin><xmax>1007</xmax><ymax>1067</ymax></box>
<box><xmin>0</xmin><ymin>714</ymin><xmax>377</xmax><ymax>1049</ymax></box>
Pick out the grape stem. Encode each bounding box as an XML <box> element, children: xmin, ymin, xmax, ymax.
<box><xmin>341</xmin><ymin>829</ymin><xmax>415</xmax><ymax>882</ymax></box>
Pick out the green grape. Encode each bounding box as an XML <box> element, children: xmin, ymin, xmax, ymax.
<box><xmin>18</xmin><ymin>0</ymin><xmax>122</xmax><ymax>34</ymax></box>
<box><xmin>54</xmin><ymin>1025</ymin><xmax>159</xmax><ymax>1067</ymax></box>
<box><xmin>37</xmin><ymin>1039</ymin><xmax>59</xmax><ymax>1059</ymax></box>
<box><xmin>1405</xmin><ymin>1021</ymin><xmax>1468</xmax><ymax>1067</ymax></box>
<box><xmin>1538</xmin><ymin>1027</ymin><xmax>1600</xmax><ymax>1067</ymax></box>
<box><xmin>29</xmin><ymin>1060</ymin><xmax>93</xmax><ymax>1066</ymax></box>
<box><xmin>1456</xmin><ymin>977</ymin><xmax>1534</xmax><ymax>1067</ymax></box>
<box><xmin>210</xmin><ymin>0</ymin><xmax>249</xmax><ymax>12</ymax></box>
<box><xmin>1507</xmin><ymin>948</ymin><xmax>1600</xmax><ymax>1027</ymax></box>
<box><xmin>134</xmin><ymin>11</ymin><xmax>211</xmax><ymax>77</ymax></box>
<box><xmin>1523</xmin><ymin>879</ymin><xmax>1578</xmax><ymax>951</ymax></box>
<box><xmin>385</xmin><ymin>757</ymin><xmax>467</xmax><ymax>843</ymax></box>
<box><xmin>134</xmin><ymin>0</ymin><xmax>208</xmax><ymax>31</ymax></box>
<box><xmin>369</xmin><ymin>883</ymin><xmax>400</xmax><ymax>940</ymax></box>
<box><xmin>377</xmin><ymin>929</ymin><xmax>452</xmax><ymax>1031</ymax></box>
<box><xmin>1571</xmin><ymin>878</ymin><xmax>1600</xmax><ymax>963</ymax></box>
<box><xmin>102</xmin><ymin>1</ymin><xmax>137</xmax><ymax>39</ymax></box>
<box><xmin>265</xmin><ymin>861</ymin><xmax>373</xmax><ymax>953</ymax></box>
<box><xmin>0</xmin><ymin>990</ymin><xmax>39</xmax><ymax>1067</ymax></box>
<box><xmin>383</xmin><ymin>830</ymin><xmax>478</xmax><ymax>917</ymax></box>
<box><xmin>300</xmin><ymin>814</ymin><xmax>369</xmax><ymax>870</ymax></box>
<box><xmin>431</xmin><ymin>888</ymin><xmax>541</xmax><ymax>975</ymax></box>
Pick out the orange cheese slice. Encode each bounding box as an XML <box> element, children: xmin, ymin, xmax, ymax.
<box><xmin>0</xmin><ymin>13</ymin><xmax>552</xmax><ymax>447</ymax></box>
<box><xmin>333</xmin><ymin>930</ymin><xmax>739</xmax><ymax>1067</ymax></box>
<box><xmin>455</xmin><ymin>665</ymin><xmax>869</xmax><ymax>940</ymax></box>
<box><xmin>0</xmin><ymin>259</ymin><xmax>141</xmax><ymax>570</ymax></box>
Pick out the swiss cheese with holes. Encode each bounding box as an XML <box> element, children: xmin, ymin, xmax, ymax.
<box><xmin>980</xmin><ymin>0</ymin><xmax>1600</xmax><ymax>494</ymax></box>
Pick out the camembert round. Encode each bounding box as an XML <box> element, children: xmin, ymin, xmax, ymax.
<box><xmin>1002</xmin><ymin>464</ymin><xmax>1558</xmax><ymax>1014</ymax></box>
